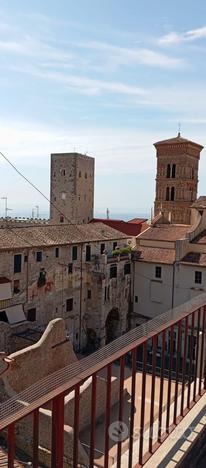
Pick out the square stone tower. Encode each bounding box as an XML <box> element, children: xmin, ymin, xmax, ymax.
<box><xmin>154</xmin><ymin>133</ymin><xmax>204</xmax><ymax>225</ymax></box>
<box><xmin>50</xmin><ymin>152</ymin><xmax>95</xmax><ymax>224</ymax></box>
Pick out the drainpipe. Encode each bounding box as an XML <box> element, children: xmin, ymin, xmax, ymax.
<box><xmin>172</xmin><ymin>261</ymin><xmax>176</xmax><ymax>309</ymax></box>
<box><xmin>61</xmin><ymin>263</ymin><xmax>64</xmax><ymax>316</ymax></box>
<box><xmin>128</xmin><ymin>254</ymin><xmax>134</xmax><ymax>330</ymax></box>
<box><xmin>79</xmin><ymin>243</ymin><xmax>83</xmax><ymax>351</ymax></box>
<box><xmin>26</xmin><ymin>248</ymin><xmax>29</xmax><ymax>304</ymax></box>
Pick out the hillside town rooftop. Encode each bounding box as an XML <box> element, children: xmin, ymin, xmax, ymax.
<box><xmin>137</xmin><ymin>224</ymin><xmax>190</xmax><ymax>242</ymax></box>
<box><xmin>136</xmin><ymin>246</ymin><xmax>175</xmax><ymax>264</ymax></box>
<box><xmin>0</xmin><ymin>222</ymin><xmax>129</xmax><ymax>250</ymax></box>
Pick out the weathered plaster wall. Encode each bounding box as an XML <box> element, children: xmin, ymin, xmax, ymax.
<box><xmin>0</xmin><ymin>237</ymin><xmax>131</xmax><ymax>351</ymax></box>
<box><xmin>3</xmin><ymin>319</ymin><xmax>77</xmax><ymax>396</ymax></box>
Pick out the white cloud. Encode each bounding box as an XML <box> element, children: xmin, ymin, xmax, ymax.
<box><xmin>10</xmin><ymin>65</ymin><xmax>145</xmax><ymax>97</ymax></box>
<box><xmin>0</xmin><ymin>36</ymin><xmax>75</xmax><ymax>64</ymax></box>
<box><xmin>0</xmin><ymin>119</ymin><xmax>205</xmax><ymax>216</ymax></box>
<box><xmin>76</xmin><ymin>40</ymin><xmax>183</xmax><ymax>69</ymax></box>
<box><xmin>0</xmin><ymin>119</ymin><xmax>155</xmax><ymax>173</ymax></box>
<box><xmin>159</xmin><ymin>26</ymin><xmax>206</xmax><ymax>45</ymax></box>
<box><xmin>0</xmin><ymin>39</ymin><xmax>26</xmax><ymax>53</ymax></box>
<box><xmin>124</xmin><ymin>84</ymin><xmax>206</xmax><ymax>118</ymax></box>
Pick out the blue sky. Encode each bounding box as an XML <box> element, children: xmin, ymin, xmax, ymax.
<box><xmin>0</xmin><ymin>0</ymin><xmax>206</xmax><ymax>218</ymax></box>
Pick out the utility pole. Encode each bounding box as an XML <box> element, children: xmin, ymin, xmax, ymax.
<box><xmin>106</xmin><ymin>208</ymin><xmax>110</xmax><ymax>219</ymax></box>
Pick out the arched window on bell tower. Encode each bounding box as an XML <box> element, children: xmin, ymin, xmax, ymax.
<box><xmin>172</xmin><ymin>164</ymin><xmax>176</xmax><ymax>178</ymax></box>
<box><xmin>167</xmin><ymin>164</ymin><xmax>171</xmax><ymax>178</ymax></box>
<box><xmin>166</xmin><ymin>187</ymin><xmax>170</xmax><ymax>201</ymax></box>
<box><xmin>171</xmin><ymin>187</ymin><xmax>175</xmax><ymax>201</ymax></box>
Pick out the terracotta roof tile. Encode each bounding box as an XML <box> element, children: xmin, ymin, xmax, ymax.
<box><xmin>191</xmin><ymin>196</ymin><xmax>206</xmax><ymax>209</ymax></box>
<box><xmin>90</xmin><ymin>218</ymin><xmax>147</xmax><ymax>236</ymax></box>
<box><xmin>0</xmin><ymin>223</ymin><xmax>129</xmax><ymax>251</ymax></box>
<box><xmin>181</xmin><ymin>252</ymin><xmax>206</xmax><ymax>266</ymax></box>
<box><xmin>137</xmin><ymin>224</ymin><xmax>189</xmax><ymax>242</ymax></box>
<box><xmin>135</xmin><ymin>247</ymin><xmax>175</xmax><ymax>264</ymax></box>
<box><xmin>154</xmin><ymin>134</ymin><xmax>203</xmax><ymax>149</ymax></box>
<box><xmin>128</xmin><ymin>218</ymin><xmax>147</xmax><ymax>224</ymax></box>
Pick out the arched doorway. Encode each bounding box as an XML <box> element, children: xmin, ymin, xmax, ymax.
<box><xmin>105</xmin><ymin>308</ymin><xmax>120</xmax><ymax>344</ymax></box>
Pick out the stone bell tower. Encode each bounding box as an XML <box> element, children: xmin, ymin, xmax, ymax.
<box><xmin>154</xmin><ymin>133</ymin><xmax>204</xmax><ymax>225</ymax></box>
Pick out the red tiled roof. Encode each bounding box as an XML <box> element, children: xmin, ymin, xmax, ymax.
<box><xmin>191</xmin><ymin>197</ymin><xmax>206</xmax><ymax>209</ymax></box>
<box><xmin>128</xmin><ymin>218</ymin><xmax>147</xmax><ymax>224</ymax></box>
<box><xmin>137</xmin><ymin>224</ymin><xmax>189</xmax><ymax>242</ymax></box>
<box><xmin>135</xmin><ymin>246</ymin><xmax>175</xmax><ymax>264</ymax></box>
<box><xmin>90</xmin><ymin>218</ymin><xmax>148</xmax><ymax>236</ymax></box>
<box><xmin>154</xmin><ymin>134</ymin><xmax>203</xmax><ymax>149</ymax></box>
<box><xmin>181</xmin><ymin>252</ymin><xmax>206</xmax><ymax>266</ymax></box>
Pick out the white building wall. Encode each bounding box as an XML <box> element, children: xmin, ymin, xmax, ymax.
<box><xmin>133</xmin><ymin>260</ymin><xmax>206</xmax><ymax>322</ymax></box>
<box><xmin>174</xmin><ymin>263</ymin><xmax>206</xmax><ymax>308</ymax></box>
<box><xmin>133</xmin><ymin>261</ymin><xmax>173</xmax><ymax>321</ymax></box>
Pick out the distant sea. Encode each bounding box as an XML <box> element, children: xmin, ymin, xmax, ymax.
<box><xmin>95</xmin><ymin>212</ymin><xmax>149</xmax><ymax>221</ymax></box>
<box><xmin>5</xmin><ymin>210</ymin><xmax>149</xmax><ymax>221</ymax></box>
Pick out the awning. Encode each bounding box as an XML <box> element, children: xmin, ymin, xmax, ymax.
<box><xmin>0</xmin><ymin>304</ymin><xmax>26</xmax><ymax>324</ymax></box>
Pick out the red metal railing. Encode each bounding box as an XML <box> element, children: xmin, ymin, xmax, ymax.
<box><xmin>1</xmin><ymin>294</ymin><xmax>206</xmax><ymax>467</ymax></box>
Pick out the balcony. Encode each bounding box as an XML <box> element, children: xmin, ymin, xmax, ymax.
<box><xmin>107</xmin><ymin>253</ymin><xmax>130</xmax><ymax>264</ymax></box>
<box><xmin>92</xmin><ymin>252</ymin><xmax>131</xmax><ymax>269</ymax></box>
<box><xmin>0</xmin><ymin>294</ymin><xmax>206</xmax><ymax>467</ymax></box>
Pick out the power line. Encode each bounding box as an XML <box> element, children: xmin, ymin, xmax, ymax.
<box><xmin>0</xmin><ymin>150</ymin><xmax>74</xmax><ymax>224</ymax></box>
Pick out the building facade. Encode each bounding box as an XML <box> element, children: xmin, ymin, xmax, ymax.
<box><xmin>154</xmin><ymin>133</ymin><xmax>203</xmax><ymax>225</ymax></box>
<box><xmin>50</xmin><ymin>152</ymin><xmax>95</xmax><ymax>224</ymax></box>
<box><xmin>0</xmin><ymin>223</ymin><xmax>131</xmax><ymax>352</ymax></box>
<box><xmin>133</xmin><ymin>200</ymin><xmax>206</xmax><ymax>324</ymax></box>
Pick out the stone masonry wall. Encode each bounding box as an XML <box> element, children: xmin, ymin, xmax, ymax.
<box><xmin>0</xmin><ymin>236</ymin><xmax>131</xmax><ymax>352</ymax></box>
<box><xmin>50</xmin><ymin>152</ymin><xmax>94</xmax><ymax>224</ymax></box>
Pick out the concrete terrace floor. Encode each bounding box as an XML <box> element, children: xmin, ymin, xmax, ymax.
<box><xmin>80</xmin><ymin>364</ymin><xmax>178</xmax><ymax>467</ymax></box>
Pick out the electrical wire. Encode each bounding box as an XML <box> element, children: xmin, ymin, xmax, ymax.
<box><xmin>0</xmin><ymin>150</ymin><xmax>74</xmax><ymax>224</ymax></box>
